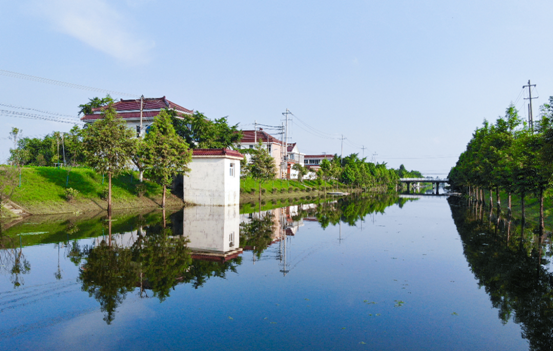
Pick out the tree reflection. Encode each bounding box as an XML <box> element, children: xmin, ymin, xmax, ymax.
<box><xmin>240</xmin><ymin>212</ymin><xmax>276</xmax><ymax>258</ymax></box>
<box><xmin>0</xmin><ymin>234</ymin><xmax>31</xmax><ymax>288</ymax></box>
<box><xmin>448</xmin><ymin>197</ymin><xmax>553</xmax><ymax>350</ymax></box>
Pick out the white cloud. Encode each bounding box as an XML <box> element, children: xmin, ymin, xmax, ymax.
<box><xmin>28</xmin><ymin>0</ymin><xmax>155</xmax><ymax>65</ymax></box>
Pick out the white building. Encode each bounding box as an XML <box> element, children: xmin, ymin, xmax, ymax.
<box><xmin>80</xmin><ymin>96</ymin><xmax>193</xmax><ymax>135</ymax></box>
<box><xmin>183</xmin><ymin>205</ymin><xmax>242</xmax><ymax>261</ymax></box>
<box><xmin>286</xmin><ymin>143</ymin><xmax>306</xmax><ymax>179</ymax></box>
<box><xmin>182</xmin><ymin>148</ymin><xmax>244</xmax><ymax>206</ymax></box>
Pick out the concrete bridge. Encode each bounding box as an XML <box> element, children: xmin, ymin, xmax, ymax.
<box><xmin>399</xmin><ymin>178</ymin><xmax>449</xmax><ymax>195</ymax></box>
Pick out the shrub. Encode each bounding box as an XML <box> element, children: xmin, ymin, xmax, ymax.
<box><xmin>65</xmin><ymin>188</ymin><xmax>79</xmax><ymax>202</ymax></box>
<box><xmin>100</xmin><ymin>187</ymin><xmax>109</xmax><ymax>200</ymax></box>
<box><xmin>135</xmin><ymin>183</ymin><xmax>147</xmax><ymax>197</ymax></box>
<box><xmin>306</xmin><ymin>188</ymin><xmax>312</xmax><ymax>192</ymax></box>
<box><xmin>261</xmin><ymin>188</ymin><xmax>267</xmax><ymax>194</ymax></box>
<box><xmin>271</xmin><ymin>188</ymin><xmax>277</xmax><ymax>194</ymax></box>
<box><xmin>294</xmin><ymin>188</ymin><xmax>299</xmax><ymax>192</ymax></box>
<box><xmin>288</xmin><ymin>187</ymin><xmax>293</xmax><ymax>193</ymax></box>
<box><xmin>280</xmin><ymin>188</ymin><xmax>286</xmax><ymax>193</ymax></box>
<box><xmin>250</xmin><ymin>188</ymin><xmax>256</xmax><ymax>194</ymax></box>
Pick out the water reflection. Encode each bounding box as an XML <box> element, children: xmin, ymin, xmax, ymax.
<box><xmin>448</xmin><ymin>197</ymin><xmax>553</xmax><ymax>350</ymax></box>
<box><xmin>1</xmin><ymin>193</ymin><xmax>410</xmax><ymax>325</ymax></box>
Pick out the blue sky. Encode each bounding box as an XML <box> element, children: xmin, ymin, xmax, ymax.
<box><xmin>1</xmin><ymin>0</ymin><xmax>552</xmax><ymax>175</ymax></box>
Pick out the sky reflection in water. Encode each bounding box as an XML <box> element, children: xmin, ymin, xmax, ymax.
<box><xmin>0</xmin><ymin>195</ymin><xmax>547</xmax><ymax>350</ymax></box>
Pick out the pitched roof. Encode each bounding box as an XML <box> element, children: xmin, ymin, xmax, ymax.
<box><xmin>239</xmin><ymin>129</ymin><xmax>283</xmax><ymax>144</ymax></box>
<box><xmin>287</xmin><ymin>143</ymin><xmax>297</xmax><ymax>152</ymax></box>
<box><xmin>81</xmin><ymin>96</ymin><xmax>193</xmax><ymax>121</ymax></box>
<box><xmin>192</xmin><ymin>148</ymin><xmax>244</xmax><ymax>159</ymax></box>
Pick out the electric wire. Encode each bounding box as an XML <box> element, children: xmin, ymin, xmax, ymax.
<box><xmin>0</xmin><ymin>110</ymin><xmax>84</xmax><ymax>125</ymax></box>
<box><xmin>0</xmin><ymin>103</ymin><xmax>80</xmax><ymax>119</ymax></box>
<box><xmin>0</xmin><ymin>69</ymin><xmax>139</xmax><ymax>98</ymax></box>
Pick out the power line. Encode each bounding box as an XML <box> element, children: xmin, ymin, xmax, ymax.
<box><xmin>0</xmin><ymin>110</ymin><xmax>84</xmax><ymax>125</ymax></box>
<box><xmin>0</xmin><ymin>69</ymin><xmax>139</xmax><ymax>97</ymax></box>
<box><xmin>0</xmin><ymin>103</ymin><xmax>79</xmax><ymax>119</ymax></box>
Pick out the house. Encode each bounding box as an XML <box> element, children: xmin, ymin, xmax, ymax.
<box><xmin>80</xmin><ymin>96</ymin><xmax>193</xmax><ymax>135</ymax></box>
<box><xmin>286</xmin><ymin>143</ymin><xmax>306</xmax><ymax>179</ymax></box>
<box><xmin>304</xmin><ymin>154</ymin><xmax>335</xmax><ymax>173</ymax></box>
<box><xmin>237</xmin><ymin>129</ymin><xmax>286</xmax><ymax>178</ymax></box>
<box><xmin>182</xmin><ymin>148</ymin><xmax>244</xmax><ymax>206</ymax></box>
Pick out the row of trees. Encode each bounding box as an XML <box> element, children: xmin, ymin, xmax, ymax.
<box><xmin>448</xmin><ymin>99</ymin><xmax>553</xmax><ymax>228</ymax></box>
<box><xmin>318</xmin><ymin>154</ymin><xmax>400</xmax><ymax>190</ymax></box>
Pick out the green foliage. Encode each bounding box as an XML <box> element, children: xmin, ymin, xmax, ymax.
<box><xmin>244</xmin><ymin>142</ymin><xmax>276</xmax><ymax>180</ymax></box>
<box><xmin>82</xmin><ymin>104</ymin><xmax>135</xmax><ymax>176</ymax></box>
<box><xmin>449</xmin><ymin>101</ymin><xmax>553</xmax><ymax>214</ymax></box>
<box><xmin>139</xmin><ymin>110</ymin><xmax>192</xmax><ymax>207</ymax></box>
<box><xmin>171</xmin><ymin>110</ymin><xmax>242</xmax><ymax>149</ymax></box>
<box><xmin>78</xmin><ymin>95</ymin><xmax>114</xmax><ymax>116</ymax></box>
<box><xmin>64</xmin><ymin>187</ymin><xmax>79</xmax><ymax>202</ymax></box>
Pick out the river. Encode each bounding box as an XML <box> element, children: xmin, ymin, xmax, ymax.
<box><xmin>0</xmin><ymin>194</ymin><xmax>550</xmax><ymax>350</ymax></box>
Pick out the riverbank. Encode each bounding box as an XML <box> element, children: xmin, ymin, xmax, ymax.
<box><xmin>464</xmin><ymin>189</ymin><xmax>553</xmax><ymax>230</ymax></box>
<box><xmin>0</xmin><ymin>167</ymin><xmax>183</xmax><ymax>217</ymax></box>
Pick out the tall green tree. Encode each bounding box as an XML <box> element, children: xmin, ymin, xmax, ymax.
<box><xmin>171</xmin><ymin>111</ymin><xmax>242</xmax><ymax>149</ymax></box>
<box><xmin>78</xmin><ymin>95</ymin><xmax>114</xmax><ymax>116</ymax></box>
<box><xmin>82</xmin><ymin>104</ymin><xmax>135</xmax><ymax>214</ymax></box>
<box><xmin>140</xmin><ymin>110</ymin><xmax>192</xmax><ymax>208</ymax></box>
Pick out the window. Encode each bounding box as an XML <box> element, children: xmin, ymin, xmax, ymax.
<box><xmin>230</xmin><ymin>163</ymin><xmax>235</xmax><ymax>177</ymax></box>
<box><xmin>249</xmin><ymin>145</ymin><xmax>254</xmax><ymax>149</ymax></box>
<box><xmin>229</xmin><ymin>232</ymin><xmax>235</xmax><ymax>247</ymax></box>
<box><xmin>268</xmin><ymin>145</ymin><xmax>271</xmax><ymax>153</ymax></box>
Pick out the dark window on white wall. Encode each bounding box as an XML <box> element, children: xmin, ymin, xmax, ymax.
<box><xmin>230</xmin><ymin>163</ymin><xmax>235</xmax><ymax>177</ymax></box>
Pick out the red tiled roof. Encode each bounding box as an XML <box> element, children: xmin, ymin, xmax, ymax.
<box><xmin>192</xmin><ymin>148</ymin><xmax>244</xmax><ymax>158</ymax></box>
<box><xmin>287</xmin><ymin>143</ymin><xmax>296</xmax><ymax>152</ymax></box>
<box><xmin>81</xmin><ymin>96</ymin><xmax>193</xmax><ymax>121</ymax></box>
<box><xmin>239</xmin><ymin>130</ymin><xmax>282</xmax><ymax>144</ymax></box>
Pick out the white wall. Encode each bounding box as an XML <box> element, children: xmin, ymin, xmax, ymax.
<box><xmin>183</xmin><ymin>205</ymin><xmax>240</xmax><ymax>253</ymax></box>
<box><xmin>183</xmin><ymin>156</ymin><xmax>241</xmax><ymax>206</ymax></box>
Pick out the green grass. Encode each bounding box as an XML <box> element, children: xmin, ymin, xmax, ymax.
<box><xmin>240</xmin><ymin>177</ymin><xmax>346</xmax><ymax>193</ymax></box>
<box><xmin>1</xmin><ymin>166</ymin><xmax>176</xmax><ymax>214</ymax></box>
<box><xmin>480</xmin><ymin>189</ymin><xmax>553</xmax><ymax>229</ymax></box>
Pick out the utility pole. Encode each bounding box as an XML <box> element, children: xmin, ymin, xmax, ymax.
<box><xmin>254</xmin><ymin>120</ymin><xmax>257</xmax><ymax>143</ymax></box>
<box><xmin>282</xmin><ymin>109</ymin><xmax>292</xmax><ymax>179</ymax></box>
<box><xmin>523</xmin><ymin>80</ymin><xmax>538</xmax><ymax>132</ymax></box>
<box><xmin>139</xmin><ymin>95</ymin><xmax>144</xmax><ymax>137</ymax></box>
<box><xmin>371</xmin><ymin>152</ymin><xmax>378</xmax><ymax>163</ymax></box>
<box><xmin>339</xmin><ymin>135</ymin><xmax>346</xmax><ymax>159</ymax></box>
<box><xmin>62</xmin><ymin>133</ymin><xmax>66</xmax><ymax>165</ymax></box>
<box><xmin>361</xmin><ymin>145</ymin><xmax>367</xmax><ymax>157</ymax></box>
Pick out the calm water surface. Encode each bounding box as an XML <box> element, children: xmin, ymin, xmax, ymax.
<box><xmin>0</xmin><ymin>195</ymin><xmax>549</xmax><ymax>350</ymax></box>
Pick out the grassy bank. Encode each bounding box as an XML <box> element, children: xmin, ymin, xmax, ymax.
<box><xmin>475</xmin><ymin>189</ymin><xmax>553</xmax><ymax>229</ymax></box>
<box><xmin>1</xmin><ymin>166</ymin><xmax>183</xmax><ymax>215</ymax></box>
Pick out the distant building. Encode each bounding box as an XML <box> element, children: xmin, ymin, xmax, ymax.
<box><xmin>182</xmin><ymin>148</ymin><xmax>244</xmax><ymax>206</ymax></box>
<box><xmin>286</xmin><ymin>143</ymin><xmax>306</xmax><ymax>179</ymax></box>
<box><xmin>304</xmin><ymin>154</ymin><xmax>335</xmax><ymax>173</ymax></box>
<box><xmin>237</xmin><ymin>129</ymin><xmax>286</xmax><ymax>178</ymax></box>
<box><xmin>80</xmin><ymin>96</ymin><xmax>193</xmax><ymax>136</ymax></box>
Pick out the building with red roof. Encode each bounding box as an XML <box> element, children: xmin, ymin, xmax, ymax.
<box><xmin>80</xmin><ymin>96</ymin><xmax>193</xmax><ymax>136</ymax></box>
<box><xmin>182</xmin><ymin>148</ymin><xmax>244</xmax><ymax>206</ymax></box>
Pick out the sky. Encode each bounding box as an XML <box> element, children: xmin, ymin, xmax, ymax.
<box><xmin>1</xmin><ymin>0</ymin><xmax>552</xmax><ymax>176</ymax></box>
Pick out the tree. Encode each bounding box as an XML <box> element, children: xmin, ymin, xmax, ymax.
<box><xmin>0</xmin><ymin>166</ymin><xmax>19</xmax><ymax>218</ymax></box>
<box><xmin>78</xmin><ymin>95</ymin><xmax>114</xmax><ymax>116</ymax></box>
<box><xmin>292</xmin><ymin>163</ymin><xmax>308</xmax><ymax>182</ymax></box>
<box><xmin>140</xmin><ymin>110</ymin><xmax>192</xmax><ymax>208</ymax></box>
<box><xmin>246</xmin><ymin>142</ymin><xmax>276</xmax><ymax>180</ymax></box>
<box><xmin>171</xmin><ymin>111</ymin><xmax>242</xmax><ymax>149</ymax></box>
<box><xmin>82</xmin><ymin>104</ymin><xmax>135</xmax><ymax>214</ymax></box>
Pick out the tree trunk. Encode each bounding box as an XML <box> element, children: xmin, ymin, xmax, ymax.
<box><xmin>258</xmin><ymin>181</ymin><xmax>261</xmax><ymax>204</ymax></box>
<box><xmin>108</xmin><ymin>214</ymin><xmax>112</xmax><ymax>247</ymax></box>
<box><xmin>139</xmin><ymin>170</ymin><xmax>144</xmax><ymax>182</ymax></box>
<box><xmin>508</xmin><ymin>192</ymin><xmax>512</xmax><ymax>213</ymax></box>
<box><xmin>489</xmin><ymin>188</ymin><xmax>493</xmax><ymax>208</ymax></box>
<box><xmin>162</xmin><ymin>185</ymin><xmax>166</xmax><ymax>208</ymax></box>
<box><xmin>108</xmin><ymin>172</ymin><xmax>112</xmax><ymax>215</ymax></box>
<box><xmin>496</xmin><ymin>186</ymin><xmax>500</xmax><ymax>207</ymax></box>
<box><xmin>521</xmin><ymin>191</ymin><xmax>525</xmax><ymax>220</ymax></box>
<box><xmin>540</xmin><ymin>188</ymin><xmax>544</xmax><ymax>230</ymax></box>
